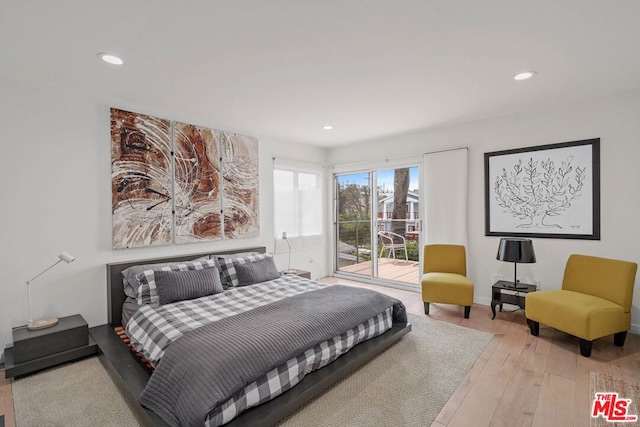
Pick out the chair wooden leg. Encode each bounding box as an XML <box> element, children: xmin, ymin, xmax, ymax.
<box><xmin>424</xmin><ymin>302</ymin><xmax>429</xmax><ymax>314</ymax></box>
<box><xmin>464</xmin><ymin>306</ymin><xmax>471</xmax><ymax>319</ymax></box>
<box><xmin>526</xmin><ymin>319</ymin><xmax>539</xmax><ymax>336</ymax></box>
<box><xmin>614</xmin><ymin>331</ymin><xmax>627</xmax><ymax>347</ymax></box>
<box><xmin>579</xmin><ymin>339</ymin><xmax>593</xmax><ymax>357</ymax></box>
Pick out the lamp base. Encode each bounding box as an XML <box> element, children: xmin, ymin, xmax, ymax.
<box><xmin>27</xmin><ymin>318</ymin><xmax>59</xmax><ymax>331</ymax></box>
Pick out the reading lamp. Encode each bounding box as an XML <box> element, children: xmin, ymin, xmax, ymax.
<box><xmin>25</xmin><ymin>251</ymin><xmax>75</xmax><ymax>330</ymax></box>
<box><xmin>282</xmin><ymin>232</ymin><xmax>296</xmax><ymax>274</ymax></box>
<box><xmin>496</xmin><ymin>238</ymin><xmax>536</xmax><ymax>290</ymax></box>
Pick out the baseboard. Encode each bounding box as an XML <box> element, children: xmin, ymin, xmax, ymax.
<box><xmin>631</xmin><ymin>324</ymin><xmax>640</xmax><ymax>335</ymax></box>
<box><xmin>474</xmin><ymin>296</ymin><xmax>491</xmax><ymax>307</ymax></box>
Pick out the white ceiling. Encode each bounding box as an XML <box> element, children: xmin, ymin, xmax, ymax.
<box><xmin>3</xmin><ymin>1</ymin><xmax>640</xmax><ymax>147</ymax></box>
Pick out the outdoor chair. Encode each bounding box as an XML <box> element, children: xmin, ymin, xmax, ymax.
<box><xmin>377</xmin><ymin>231</ymin><xmax>408</xmax><ymax>263</ymax></box>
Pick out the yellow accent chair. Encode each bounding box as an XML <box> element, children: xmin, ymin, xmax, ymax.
<box><xmin>421</xmin><ymin>244</ymin><xmax>474</xmax><ymax>318</ymax></box>
<box><xmin>525</xmin><ymin>254</ymin><xmax>637</xmax><ymax>357</ymax></box>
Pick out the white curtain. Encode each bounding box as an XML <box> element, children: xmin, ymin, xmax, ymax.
<box><xmin>423</xmin><ymin>148</ymin><xmax>468</xmax><ymax>247</ymax></box>
<box><xmin>273</xmin><ymin>158</ymin><xmax>323</xmax><ymax>254</ymax></box>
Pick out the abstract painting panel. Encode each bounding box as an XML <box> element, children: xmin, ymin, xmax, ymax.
<box><xmin>173</xmin><ymin>122</ymin><xmax>222</xmax><ymax>244</ymax></box>
<box><xmin>111</xmin><ymin>108</ymin><xmax>173</xmax><ymax>249</ymax></box>
<box><xmin>112</xmin><ymin>108</ymin><xmax>260</xmax><ymax>249</ymax></box>
<box><xmin>221</xmin><ymin>131</ymin><xmax>260</xmax><ymax>239</ymax></box>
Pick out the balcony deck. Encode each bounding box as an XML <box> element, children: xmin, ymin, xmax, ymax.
<box><xmin>338</xmin><ymin>257</ymin><xmax>421</xmax><ymax>285</ymax></box>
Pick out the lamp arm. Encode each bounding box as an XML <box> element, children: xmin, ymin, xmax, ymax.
<box><xmin>26</xmin><ymin>258</ymin><xmax>64</xmax><ymax>323</ymax></box>
<box><xmin>285</xmin><ymin>238</ymin><xmax>291</xmax><ymax>271</ymax></box>
<box><xmin>27</xmin><ymin>281</ymin><xmax>32</xmax><ymax>323</ymax></box>
<box><xmin>26</xmin><ymin>259</ymin><xmax>63</xmax><ymax>285</ymax></box>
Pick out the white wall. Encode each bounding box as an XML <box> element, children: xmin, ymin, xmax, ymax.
<box><xmin>0</xmin><ymin>82</ymin><xmax>327</xmax><ymax>359</ymax></box>
<box><xmin>3</xmin><ymin>78</ymin><xmax>639</xmax><ymax>364</ymax></box>
<box><xmin>326</xmin><ymin>90</ymin><xmax>640</xmax><ymax>332</ymax></box>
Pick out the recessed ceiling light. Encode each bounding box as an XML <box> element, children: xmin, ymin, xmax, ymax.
<box><xmin>97</xmin><ymin>53</ymin><xmax>124</xmax><ymax>65</ymax></box>
<box><xmin>514</xmin><ymin>71</ymin><xmax>536</xmax><ymax>81</ymax></box>
<box><xmin>322</xmin><ymin>125</ymin><xmax>334</xmax><ymax>130</ymax></box>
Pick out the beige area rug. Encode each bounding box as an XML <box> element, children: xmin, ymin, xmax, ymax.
<box><xmin>13</xmin><ymin>314</ymin><xmax>492</xmax><ymax>427</ymax></box>
<box><xmin>12</xmin><ymin>357</ymin><xmax>140</xmax><ymax>427</ymax></box>
<box><xmin>280</xmin><ymin>313</ymin><xmax>493</xmax><ymax>427</ymax></box>
<box><xmin>590</xmin><ymin>372</ymin><xmax>640</xmax><ymax>427</ymax></box>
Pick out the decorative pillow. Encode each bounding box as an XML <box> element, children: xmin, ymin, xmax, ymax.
<box><xmin>154</xmin><ymin>266</ymin><xmax>223</xmax><ymax>305</ymax></box>
<box><xmin>215</xmin><ymin>253</ymin><xmax>269</xmax><ymax>288</ymax></box>
<box><xmin>135</xmin><ymin>258</ymin><xmax>217</xmax><ymax>305</ymax></box>
<box><xmin>121</xmin><ymin>255</ymin><xmax>210</xmax><ymax>298</ymax></box>
<box><xmin>234</xmin><ymin>256</ymin><xmax>280</xmax><ymax>287</ymax></box>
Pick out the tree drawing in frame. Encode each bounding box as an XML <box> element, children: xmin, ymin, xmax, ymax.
<box><xmin>111</xmin><ymin>108</ymin><xmax>173</xmax><ymax>249</ymax></box>
<box><xmin>485</xmin><ymin>138</ymin><xmax>600</xmax><ymax>239</ymax></box>
<box><xmin>221</xmin><ymin>131</ymin><xmax>260</xmax><ymax>239</ymax></box>
<box><xmin>173</xmin><ymin>122</ymin><xmax>222</xmax><ymax>244</ymax></box>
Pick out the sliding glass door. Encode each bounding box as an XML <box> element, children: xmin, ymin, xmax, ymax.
<box><xmin>335</xmin><ymin>164</ymin><xmax>421</xmax><ymax>287</ymax></box>
<box><xmin>335</xmin><ymin>172</ymin><xmax>372</xmax><ymax>276</ymax></box>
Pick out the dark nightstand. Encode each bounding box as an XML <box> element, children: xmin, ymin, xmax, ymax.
<box><xmin>284</xmin><ymin>269</ymin><xmax>311</xmax><ymax>279</ymax></box>
<box><xmin>4</xmin><ymin>314</ymin><xmax>98</xmax><ymax>378</ymax></box>
<box><xmin>491</xmin><ymin>280</ymin><xmax>537</xmax><ymax>319</ymax></box>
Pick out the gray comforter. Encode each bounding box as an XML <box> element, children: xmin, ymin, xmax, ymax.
<box><xmin>139</xmin><ymin>285</ymin><xmax>407</xmax><ymax>426</ymax></box>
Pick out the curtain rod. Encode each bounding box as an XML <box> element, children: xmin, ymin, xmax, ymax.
<box><xmin>272</xmin><ymin>156</ymin><xmax>327</xmax><ymax>169</ymax></box>
<box><xmin>424</xmin><ymin>146</ymin><xmax>468</xmax><ymax>155</ymax></box>
<box><xmin>331</xmin><ymin>146</ymin><xmax>468</xmax><ymax>170</ymax></box>
<box><xmin>331</xmin><ymin>153</ymin><xmax>421</xmax><ymax>170</ymax></box>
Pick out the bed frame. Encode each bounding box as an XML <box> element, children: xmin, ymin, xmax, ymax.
<box><xmin>91</xmin><ymin>247</ymin><xmax>411</xmax><ymax>427</ymax></box>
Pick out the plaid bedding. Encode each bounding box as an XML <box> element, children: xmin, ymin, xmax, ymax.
<box><xmin>126</xmin><ymin>275</ymin><xmax>325</xmax><ymax>366</ymax></box>
<box><xmin>126</xmin><ymin>275</ymin><xmax>395</xmax><ymax>426</ymax></box>
<box><xmin>207</xmin><ymin>306</ymin><xmax>393</xmax><ymax>426</ymax></box>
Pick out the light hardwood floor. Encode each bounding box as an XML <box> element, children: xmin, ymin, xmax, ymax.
<box><xmin>324</xmin><ymin>276</ymin><xmax>640</xmax><ymax>427</ymax></box>
<box><xmin>0</xmin><ymin>366</ymin><xmax>13</xmax><ymax>427</ymax></box>
<box><xmin>1</xmin><ymin>277</ymin><xmax>639</xmax><ymax>427</ymax></box>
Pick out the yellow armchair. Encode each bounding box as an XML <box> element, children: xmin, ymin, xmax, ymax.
<box><xmin>421</xmin><ymin>244</ymin><xmax>474</xmax><ymax>318</ymax></box>
<box><xmin>525</xmin><ymin>254</ymin><xmax>637</xmax><ymax>357</ymax></box>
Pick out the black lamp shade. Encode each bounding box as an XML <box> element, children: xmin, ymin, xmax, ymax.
<box><xmin>496</xmin><ymin>238</ymin><xmax>536</xmax><ymax>264</ymax></box>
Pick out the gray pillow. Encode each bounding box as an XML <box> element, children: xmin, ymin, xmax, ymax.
<box><xmin>215</xmin><ymin>252</ymin><xmax>267</xmax><ymax>288</ymax></box>
<box><xmin>234</xmin><ymin>256</ymin><xmax>281</xmax><ymax>287</ymax></box>
<box><xmin>121</xmin><ymin>255</ymin><xmax>210</xmax><ymax>298</ymax></box>
<box><xmin>153</xmin><ymin>265</ymin><xmax>223</xmax><ymax>305</ymax></box>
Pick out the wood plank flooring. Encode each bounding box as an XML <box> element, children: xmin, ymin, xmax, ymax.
<box><xmin>2</xmin><ymin>276</ymin><xmax>639</xmax><ymax>427</ymax></box>
<box><xmin>337</xmin><ymin>257</ymin><xmax>421</xmax><ymax>285</ymax></box>
<box><xmin>324</xmin><ymin>276</ymin><xmax>640</xmax><ymax>427</ymax></box>
<box><xmin>0</xmin><ymin>369</ymin><xmax>13</xmax><ymax>427</ymax></box>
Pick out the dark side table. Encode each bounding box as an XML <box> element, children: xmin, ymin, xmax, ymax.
<box><xmin>491</xmin><ymin>280</ymin><xmax>537</xmax><ymax>319</ymax></box>
<box><xmin>284</xmin><ymin>269</ymin><xmax>311</xmax><ymax>279</ymax></box>
<box><xmin>4</xmin><ymin>314</ymin><xmax>97</xmax><ymax>378</ymax></box>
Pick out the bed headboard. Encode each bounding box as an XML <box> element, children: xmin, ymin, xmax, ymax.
<box><xmin>106</xmin><ymin>246</ymin><xmax>267</xmax><ymax>327</ymax></box>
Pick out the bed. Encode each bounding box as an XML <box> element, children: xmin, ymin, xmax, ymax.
<box><xmin>93</xmin><ymin>247</ymin><xmax>411</xmax><ymax>426</ymax></box>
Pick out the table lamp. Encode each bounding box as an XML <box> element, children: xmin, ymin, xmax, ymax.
<box><xmin>282</xmin><ymin>232</ymin><xmax>296</xmax><ymax>274</ymax></box>
<box><xmin>496</xmin><ymin>238</ymin><xmax>535</xmax><ymax>289</ymax></box>
<box><xmin>25</xmin><ymin>251</ymin><xmax>75</xmax><ymax>330</ymax></box>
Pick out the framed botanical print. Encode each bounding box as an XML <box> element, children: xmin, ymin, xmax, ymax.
<box><xmin>484</xmin><ymin>138</ymin><xmax>600</xmax><ymax>239</ymax></box>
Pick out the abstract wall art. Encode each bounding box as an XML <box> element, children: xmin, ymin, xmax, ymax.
<box><xmin>221</xmin><ymin>131</ymin><xmax>260</xmax><ymax>239</ymax></box>
<box><xmin>111</xmin><ymin>108</ymin><xmax>260</xmax><ymax>249</ymax></box>
<box><xmin>484</xmin><ymin>138</ymin><xmax>600</xmax><ymax>239</ymax></box>
<box><xmin>111</xmin><ymin>108</ymin><xmax>173</xmax><ymax>249</ymax></box>
<box><xmin>173</xmin><ymin>122</ymin><xmax>222</xmax><ymax>244</ymax></box>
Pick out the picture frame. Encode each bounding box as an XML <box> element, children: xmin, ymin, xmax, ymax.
<box><xmin>484</xmin><ymin>138</ymin><xmax>600</xmax><ymax>239</ymax></box>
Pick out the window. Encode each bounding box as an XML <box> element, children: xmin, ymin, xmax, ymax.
<box><xmin>273</xmin><ymin>161</ymin><xmax>323</xmax><ymax>238</ymax></box>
